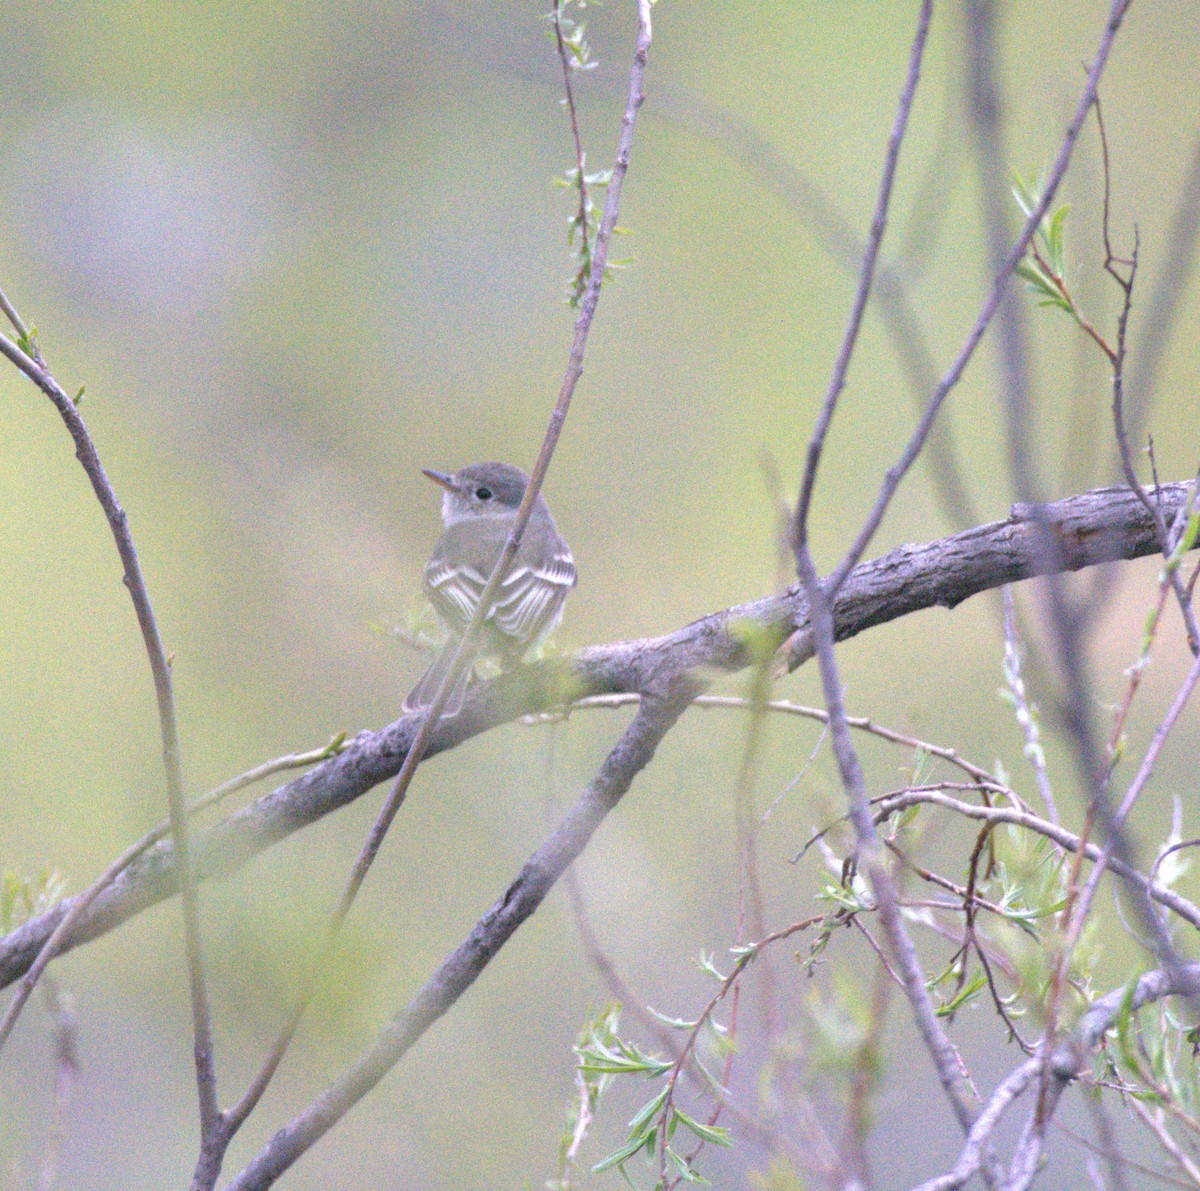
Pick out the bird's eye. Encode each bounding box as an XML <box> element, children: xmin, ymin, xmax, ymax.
<box><xmin>475</xmin><ymin>486</ymin><xmax>492</xmax><ymax>501</ymax></box>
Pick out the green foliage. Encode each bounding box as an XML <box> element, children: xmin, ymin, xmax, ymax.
<box><xmin>0</xmin><ymin>867</ymin><xmax>67</xmax><ymax>934</ymax></box>
<box><xmin>933</xmin><ymin>967</ymin><xmax>988</xmax><ymax>1020</ymax></box>
<box><xmin>577</xmin><ymin>1031</ymin><xmax>672</xmax><ymax>1081</ymax></box>
<box><xmin>1012</xmin><ymin>174</ymin><xmax>1074</xmax><ymax>314</ymax></box>
<box><xmin>1165</xmin><ymin>489</ymin><xmax>1200</xmax><ymax>575</ymax></box>
<box><xmin>803</xmin><ymin>973</ymin><xmax>875</xmax><ymax>1081</ymax></box>
<box><xmin>549</xmin><ymin>1004</ymin><xmax>623</xmax><ymax>1191</ymax></box>
<box><xmin>548</xmin><ymin>0</ymin><xmax>632</xmax><ymax>307</ymax></box>
<box><xmin>1111</xmin><ymin>979</ymin><xmax>1200</xmax><ymax>1120</ymax></box>
<box><xmin>569</xmin><ymin>950</ymin><xmax>740</xmax><ymax>1187</ymax></box>
<box><xmin>978</xmin><ymin>826</ymin><xmax>1100</xmax><ymax>1023</ymax></box>
<box><xmin>15</xmin><ymin>324</ymin><xmax>39</xmax><ymax>361</ymax></box>
<box><xmin>556</xmin><ymin>163</ymin><xmax>618</xmax><ymax>308</ymax></box>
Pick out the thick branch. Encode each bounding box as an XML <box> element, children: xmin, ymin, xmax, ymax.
<box><xmin>1</xmin><ymin>480</ymin><xmax>1194</xmax><ymax>988</ymax></box>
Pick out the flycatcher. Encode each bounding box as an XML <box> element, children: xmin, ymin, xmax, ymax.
<box><xmin>403</xmin><ymin>461</ymin><xmax>577</xmax><ymax>715</ymax></box>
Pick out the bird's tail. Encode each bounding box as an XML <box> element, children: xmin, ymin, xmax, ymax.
<box><xmin>402</xmin><ymin>640</ymin><xmax>473</xmax><ymax>716</ymax></box>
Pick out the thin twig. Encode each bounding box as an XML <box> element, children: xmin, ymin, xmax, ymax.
<box><xmin>1068</xmin><ymin>643</ymin><xmax>1200</xmax><ymax>941</ymax></box>
<box><xmin>0</xmin><ymin>290</ymin><xmax>219</xmax><ymax>1150</ymax></box>
<box><xmin>792</xmin><ymin>0</ymin><xmax>988</xmax><ymax>1145</ymax></box>
<box><xmin>822</xmin><ymin>0</ymin><xmax>1134</xmax><ymax>602</ymax></box>
<box><xmin>1126</xmin><ymin>1100</ymin><xmax>1200</xmax><ymax>1188</ymax></box>
<box><xmin>913</xmin><ymin>1058</ymin><xmax>1041</xmax><ymax>1191</ymax></box>
<box><xmin>551</xmin><ymin>693</ymin><xmax>1007</xmax><ymax>789</ymax></box>
<box><xmin>872</xmin><ymin>789</ymin><xmax>1200</xmax><ymax>932</ymax></box>
<box><xmin>551</xmin><ymin>0</ymin><xmax>595</xmax><ymax>306</ymax></box>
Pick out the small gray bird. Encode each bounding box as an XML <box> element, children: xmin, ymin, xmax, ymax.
<box><xmin>403</xmin><ymin>461</ymin><xmax>577</xmax><ymax>715</ymax></box>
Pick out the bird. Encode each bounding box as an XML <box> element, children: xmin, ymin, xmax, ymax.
<box><xmin>403</xmin><ymin>461</ymin><xmax>577</xmax><ymax>716</ymax></box>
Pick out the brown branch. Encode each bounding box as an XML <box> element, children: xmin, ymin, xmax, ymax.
<box><xmin>1</xmin><ymin>480</ymin><xmax>1196</xmax><ymax>991</ymax></box>
<box><xmin>782</xmin><ymin>0</ymin><xmax>980</xmax><ymax>1137</ymax></box>
<box><xmin>824</xmin><ymin>0</ymin><xmax>1133</xmax><ymax>603</ymax></box>
<box><xmin>870</xmin><ymin>789</ymin><xmax>1200</xmax><ymax>932</ymax></box>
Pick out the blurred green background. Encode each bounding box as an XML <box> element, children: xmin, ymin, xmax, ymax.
<box><xmin>2</xmin><ymin>1</ymin><xmax>1198</xmax><ymax>1187</ymax></box>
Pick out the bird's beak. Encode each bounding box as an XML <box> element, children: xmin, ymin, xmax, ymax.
<box><xmin>421</xmin><ymin>468</ymin><xmax>456</xmax><ymax>492</ymax></box>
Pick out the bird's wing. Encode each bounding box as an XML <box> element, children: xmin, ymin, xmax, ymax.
<box><xmin>424</xmin><ymin>557</ymin><xmax>489</xmax><ymax>628</ymax></box>
<box><xmin>492</xmin><ymin>549</ymin><xmax>577</xmax><ymax>645</ymax></box>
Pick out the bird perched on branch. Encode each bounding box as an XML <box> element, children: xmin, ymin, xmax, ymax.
<box><xmin>403</xmin><ymin>461</ymin><xmax>577</xmax><ymax>716</ymax></box>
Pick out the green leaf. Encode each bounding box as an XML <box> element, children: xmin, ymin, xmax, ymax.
<box><xmin>673</xmin><ymin>1106</ymin><xmax>732</xmax><ymax>1146</ymax></box>
<box><xmin>647</xmin><ymin>1007</ymin><xmax>698</xmax><ymax>1030</ymax></box>
<box><xmin>590</xmin><ymin>1128</ymin><xmax>655</xmax><ymax>1173</ymax></box>
<box><xmin>626</xmin><ymin>1086</ymin><xmax>669</xmax><ymax>1135</ymax></box>
<box><xmin>937</xmin><ymin>970</ymin><xmax>988</xmax><ymax>1018</ymax></box>
<box><xmin>666</xmin><ymin>1146</ymin><xmax>710</xmax><ymax>1183</ymax></box>
<box><xmin>577</xmin><ymin>1036</ymin><xmax>671</xmax><ymax>1078</ymax></box>
<box><xmin>1045</xmin><ymin>204</ymin><xmax>1070</xmax><ymax>274</ymax></box>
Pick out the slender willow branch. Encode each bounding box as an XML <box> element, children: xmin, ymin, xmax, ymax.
<box><xmin>0</xmin><ymin>480</ymin><xmax>1195</xmax><ymax>989</ymax></box>
<box><xmin>791</xmin><ymin>0</ymin><xmax>984</xmax><ymax>1144</ymax></box>
<box><xmin>0</xmin><ymin>295</ymin><xmax>218</xmax><ymax>1135</ymax></box>
<box><xmin>182</xmin><ymin>11</ymin><xmax>658</xmax><ymax>1186</ymax></box>
<box><xmin>871</xmin><ymin>788</ymin><xmax>1200</xmax><ymax>930</ymax></box>
<box><xmin>825</xmin><ymin>0</ymin><xmax>1133</xmax><ymax>601</ymax></box>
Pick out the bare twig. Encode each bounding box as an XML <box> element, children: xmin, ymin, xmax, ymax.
<box><xmin>821</xmin><ymin>0</ymin><xmax>1134</xmax><ymax>603</ymax></box>
<box><xmin>1082</xmin><ymin>1092</ymin><xmax>1132</xmax><ymax>1191</ymax></box>
<box><xmin>654</xmin><ymin>913</ymin><xmax>827</xmax><ymax>1188</ymax></box>
<box><xmin>0</xmin><ymin>290</ymin><xmax>219</xmax><ymax>1149</ymax></box>
<box><xmin>559</xmin><ymin>693</ymin><xmax>1007</xmax><ymax>790</ymax></box>
<box><xmin>1125</xmin><ymin>1099</ymin><xmax>1200</xmax><ymax>1188</ymax></box>
<box><xmin>914</xmin><ymin>1058</ymin><xmax>1041</xmax><ymax>1191</ymax></box>
<box><xmin>1068</xmin><ymin>643</ymin><xmax>1200</xmax><ymax>939</ymax></box>
<box><xmin>921</xmin><ymin>965</ymin><xmax>1200</xmax><ymax>1190</ymax></box>
<box><xmin>1095</xmin><ymin>96</ymin><xmax>1200</xmax><ymax>655</ymax></box>
<box><xmin>791</xmin><ymin>0</ymin><xmax>991</xmax><ymax>1148</ymax></box>
<box><xmin>872</xmin><ymin>788</ymin><xmax>1200</xmax><ymax>931</ymax></box>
